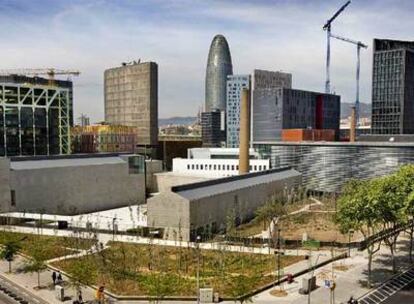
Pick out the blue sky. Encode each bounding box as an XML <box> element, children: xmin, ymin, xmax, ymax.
<box><xmin>0</xmin><ymin>0</ymin><xmax>413</xmax><ymax>122</ymax></box>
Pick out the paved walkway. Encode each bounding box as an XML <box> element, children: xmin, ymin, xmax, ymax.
<box><xmin>0</xmin><ymin>255</ymin><xmax>96</xmax><ymax>303</ymax></box>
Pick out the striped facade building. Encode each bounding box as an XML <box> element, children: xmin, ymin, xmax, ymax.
<box><xmin>254</xmin><ymin>141</ymin><xmax>414</xmax><ymax>193</ymax></box>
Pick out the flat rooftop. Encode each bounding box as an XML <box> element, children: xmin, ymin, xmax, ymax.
<box><xmin>10</xmin><ymin>156</ymin><xmax>126</xmax><ymax>170</ymax></box>
<box><xmin>172</xmin><ymin>167</ymin><xmax>299</xmax><ymax>200</ymax></box>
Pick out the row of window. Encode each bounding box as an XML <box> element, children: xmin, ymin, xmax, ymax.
<box><xmin>186</xmin><ymin>163</ymin><xmax>265</xmax><ymax>171</ymax></box>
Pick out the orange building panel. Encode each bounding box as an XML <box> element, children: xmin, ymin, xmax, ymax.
<box><xmin>282</xmin><ymin>129</ymin><xmax>336</xmax><ymax>142</ymax></box>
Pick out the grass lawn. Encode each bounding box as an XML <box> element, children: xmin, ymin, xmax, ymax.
<box><xmin>53</xmin><ymin>242</ymin><xmax>304</xmax><ymax>297</ymax></box>
<box><xmin>0</xmin><ymin>231</ymin><xmax>95</xmax><ymax>260</ymax></box>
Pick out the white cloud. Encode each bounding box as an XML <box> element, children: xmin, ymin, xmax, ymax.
<box><xmin>0</xmin><ymin>0</ymin><xmax>413</xmax><ymax>122</ymax></box>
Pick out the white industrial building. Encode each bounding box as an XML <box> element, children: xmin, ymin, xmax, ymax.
<box><xmin>172</xmin><ymin>147</ymin><xmax>270</xmax><ymax>177</ymax></box>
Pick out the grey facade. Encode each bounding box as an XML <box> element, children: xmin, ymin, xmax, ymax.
<box><xmin>205</xmin><ymin>35</ymin><xmax>233</xmax><ymax>112</ymax></box>
<box><xmin>201</xmin><ymin>110</ymin><xmax>225</xmax><ymax>147</ymax></box>
<box><xmin>0</xmin><ymin>158</ymin><xmax>11</xmax><ymax>213</ymax></box>
<box><xmin>147</xmin><ymin>168</ymin><xmax>301</xmax><ymax>241</ymax></box>
<box><xmin>104</xmin><ymin>62</ymin><xmax>158</xmax><ymax>146</ymax></box>
<box><xmin>254</xmin><ymin>141</ymin><xmax>414</xmax><ymax>193</ymax></box>
<box><xmin>0</xmin><ymin>75</ymin><xmax>73</xmax><ymax>156</ymax></box>
<box><xmin>371</xmin><ymin>39</ymin><xmax>414</xmax><ymax>135</ymax></box>
<box><xmin>226</xmin><ymin>75</ymin><xmax>251</xmax><ymax>148</ymax></box>
<box><xmin>2</xmin><ymin>154</ymin><xmax>146</xmax><ymax>215</ymax></box>
<box><xmin>253</xmin><ymin>69</ymin><xmax>292</xmax><ymax>90</ymax></box>
<box><xmin>252</xmin><ymin>88</ymin><xmax>340</xmax><ymax>142</ymax></box>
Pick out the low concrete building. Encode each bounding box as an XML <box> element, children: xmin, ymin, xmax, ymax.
<box><xmin>3</xmin><ymin>154</ymin><xmax>146</xmax><ymax>215</ymax></box>
<box><xmin>147</xmin><ymin>167</ymin><xmax>301</xmax><ymax>241</ymax></box>
<box><xmin>0</xmin><ymin>158</ymin><xmax>11</xmax><ymax>213</ymax></box>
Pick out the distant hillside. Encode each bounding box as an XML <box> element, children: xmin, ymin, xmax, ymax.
<box><xmin>159</xmin><ymin>103</ymin><xmax>371</xmax><ymax>126</ymax></box>
<box><xmin>159</xmin><ymin>116</ymin><xmax>197</xmax><ymax>127</ymax></box>
<box><xmin>341</xmin><ymin>102</ymin><xmax>371</xmax><ymax>119</ymax></box>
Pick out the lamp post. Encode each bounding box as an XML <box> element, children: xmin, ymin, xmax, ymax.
<box><xmin>196</xmin><ymin>235</ymin><xmax>201</xmax><ymax>304</ymax></box>
<box><xmin>308</xmin><ymin>253</ymin><xmax>324</xmax><ymax>304</ymax></box>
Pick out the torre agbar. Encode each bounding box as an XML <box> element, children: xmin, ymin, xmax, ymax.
<box><xmin>205</xmin><ymin>34</ymin><xmax>233</xmax><ymax>112</ymax></box>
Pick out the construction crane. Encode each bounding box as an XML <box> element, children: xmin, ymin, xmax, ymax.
<box><xmin>0</xmin><ymin>68</ymin><xmax>80</xmax><ymax>86</ymax></box>
<box><xmin>330</xmin><ymin>33</ymin><xmax>367</xmax><ymax>126</ymax></box>
<box><xmin>323</xmin><ymin>0</ymin><xmax>351</xmax><ymax>94</ymax></box>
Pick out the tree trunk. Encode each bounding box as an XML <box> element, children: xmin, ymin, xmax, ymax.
<box><xmin>390</xmin><ymin>244</ymin><xmax>396</xmax><ymax>273</ymax></box>
<box><xmin>37</xmin><ymin>271</ymin><xmax>40</xmax><ymax>288</ymax></box>
<box><xmin>410</xmin><ymin>226</ymin><xmax>414</xmax><ymax>264</ymax></box>
<box><xmin>8</xmin><ymin>261</ymin><xmax>11</xmax><ymax>273</ymax></box>
<box><xmin>367</xmin><ymin>252</ymin><xmax>372</xmax><ymax>289</ymax></box>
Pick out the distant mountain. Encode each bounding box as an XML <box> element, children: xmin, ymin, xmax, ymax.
<box><xmin>341</xmin><ymin>102</ymin><xmax>371</xmax><ymax>119</ymax></box>
<box><xmin>159</xmin><ymin>116</ymin><xmax>197</xmax><ymax>127</ymax></box>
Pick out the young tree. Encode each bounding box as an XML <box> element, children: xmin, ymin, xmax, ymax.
<box><xmin>66</xmin><ymin>257</ymin><xmax>97</xmax><ymax>300</ymax></box>
<box><xmin>395</xmin><ymin>165</ymin><xmax>414</xmax><ymax>263</ymax></box>
<box><xmin>24</xmin><ymin>241</ymin><xmax>48</xmax><ymax>288</ymax></box>
<box><xmin>336</xmin><ymin>179</ymin><xmax>382</xmax><ymax>288</ymax></box>
<box><xmin>371</xmin><ymin>175</ymin><xmax>406</xmax><ymax>273</ymax></box>
<box><xmin>254</xmin><ymin>197</ymin><xmax>286</xmax><ymax>250</ymax></box>
<box><xmin>0</xmin><ymin>237</ymin><xmax>22</xmax><ymax>273</ymax></box>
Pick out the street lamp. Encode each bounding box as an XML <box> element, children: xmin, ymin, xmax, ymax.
<box><xmin>307</xmin><ymin>253</ymin><xmax>325</xmax><ymax>304</ymax></box>
<box><xmin>196</xmin><ymin>235</ymin><xmax>201</xmax><ymax>304</ymax></box>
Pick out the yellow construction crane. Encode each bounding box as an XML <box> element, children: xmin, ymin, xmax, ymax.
<box><xmin>0</xmin><ymin>68</ymin><xmax>80</xmax><ymax>86</ymax></box>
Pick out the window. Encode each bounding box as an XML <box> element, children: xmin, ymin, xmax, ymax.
<box><xmin>196</xmin><ymin>164</ymin><xmax>199</xmax><ymax>170</ymax></box>
<box><xmin>214</xmin><ymin>165</ymin><xmax>217</xmax><ymax>170</ymax></box>
<box><xmin>192</xmin><ymin>164</ymin><xmax>195</xmax><ymax>170</ymax></box>
<box><xmin>11</xmin><ymin>190</ymin><xmax>15</xmax><ymax>206</ymax></box>
<box><xmin>231</xmin><ymin>165</ymin><xmax>235</xmax><ymax>170</ymax></box>
<box><xmin>200</xmin><ymin>165</ymin><xmax>203</xmax><ymax>170</ymax></box>
<box><xmin>187</xmin><ymin>165</ymin><xmax>190</xmax><ymax>170</ymax></box>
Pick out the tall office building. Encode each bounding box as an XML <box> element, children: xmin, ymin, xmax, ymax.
<box><xmin>0</xmin><ymin>75</ymin><xmax>73</xmax><ymax>156</ymax></box>
<box><xmin>104</xmin><ymin>61</ymin><xmax>158</xmax><ymax>146</ymax></box>
<box><xmin>371</xmin><ymin>39</ymin><xmax>414</xmax><ymax>135</ymax></box>
<box><xmin>252</xmin><ymin>88</ymin><xmax>340</xmax><ymax>142</ymax></box>
<box><xmin>226</xmin><ymin>75</ymin><xmax>251</xmax><ymax>148</ymax></box>
<box><xmin>201</xmin><ymin>110</ymin><xmax>225</xmax><ymax>147</ymax></box>
<box><xmin>205</xmin><ymin>34</ymin><xmax>233</xmax><ymax>112</ymax></box>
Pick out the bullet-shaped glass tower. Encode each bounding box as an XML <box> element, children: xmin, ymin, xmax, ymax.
<box><xmin>205</xmin><ymin>34</ymin><xmax>233</xmax><ymax>112</ymax></box>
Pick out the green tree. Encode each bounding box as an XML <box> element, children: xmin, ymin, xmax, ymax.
<box><xmin>66</xmin><ymin>257</ymin><xmax>97</xmax><ymax>297</ymax></box>
<box><xmin>371</xmin><ymin>175</ymin><xmax>406</xmax><ymax>273</ymax></box>
<box><xmin>395</xmin><ymin>165</ymin><xmax>414</xmax><ymax>263</ymax></box>
<box><xmin>24</xmin><ymin>241</ymin><xmax>48</xmax><ymax>288</ymax></box>
<box><xmin>336</xmin><ymin>179</ymin><xmax>382</xmax><ymax>288</ymax></box>
<box><xmin>0</xmin><ymin>237</ymin><xmax>22</xmax><ymax>273</ymax></box>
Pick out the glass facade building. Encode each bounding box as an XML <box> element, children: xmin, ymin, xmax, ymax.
<box><xmin>205</xmin><ymin>35</ymin><xmax>233</xmax><ymax>112</ymax></box>
<box><xmin>255</xmin><ymin>141</ymin><xmax>414</xmax><ymax>193</ymax></box>
<box><xmin>252</xmin><ymin>88</ymin><xmax>340</xmax><ymax>142</ymax></box>
<box><xmin>371</xmin><ymin>39</ymin><xmax>414</xmax><ymax>134</ymax></box>
<box><xmin>0</xmin><ymin>76</ymin><xmax>72</xmax><ymax>156</ymax></box>
<box><xmin>226</xmin><ymin>75</ymin><xmax>250</xmax><ymax>148</ymax></box>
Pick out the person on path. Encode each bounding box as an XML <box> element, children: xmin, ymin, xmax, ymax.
<box><xmin>52</xmin><ymin>271</ymin><xmax>57</xmax><ymax>285</ymax></box>
<box><xmin>77</xmin><ymin>288</ymin><xmax>83</xmax><ymax>303</ymax></box>
<box><xmin>95</xmin><ymin>285</ymin><xmax>105</xmax><ymax>303</ymax></box>
<box><xmin>57</xmin><ymin>271</ymin><xmax>63</xmax><ymax>284</ymax></box>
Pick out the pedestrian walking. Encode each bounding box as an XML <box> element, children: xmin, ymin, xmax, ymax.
<box><xmin>95</xmin><ymin>285</ymin><xmax>105</xmax><ymax>304</ymax></box>
<box><xmin>77</xmin><ymin>288</ymin><xmax>83</xmax><ymax>303</ymax></box>
<box><xmin>57</xmin><ymin>271</ymin><xmax>63</xmax><ymax>284</ymax></box>
<box><xmin>52</xmin><ymin>271</ymin><xmax>57</xmax><ymax>285</ymax></box>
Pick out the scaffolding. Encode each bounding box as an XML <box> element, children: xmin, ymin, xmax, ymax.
<box><xmin>0</xmin><ymin>82</ymin><xmax>71</xmax><ymax>156</ymax></box>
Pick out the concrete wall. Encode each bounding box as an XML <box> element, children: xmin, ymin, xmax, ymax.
<box><xmin>148</xmin><ymin>169</ymin><xmax>301</xmax><ymax>241</ymax></box>
<box><xmin>10</xmin><ymin>158</ymin><xmax>145</xmax><ymax>215</ymax></box>
<box><xmin>147</xmin><ymin>192</ymin><xmax>190</xmax><ymax>241</ymax></box>
<box><xmin>0</xmin><ymin>158</ymin><xmax>11</xmax><ymax>213</ymax></box>
<box><xmin>153</xmin><ymin>173</ymin><xmax>210</xmax><ymax>193</ymax></box>
<box><xmin>145</xmin><ymin>159</ymin><xmax>163</xmax><ymax>192</ymax></box>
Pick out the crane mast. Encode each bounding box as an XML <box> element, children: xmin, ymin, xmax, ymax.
<box><xmin>323</xmin><ymin>0</ymin><xmax>351</xmax><ymax>94</ymax></box>
<box><xmin>330</xmin><ymin>33</ymin><xmax>368</xmax><ymax>126</ymax></box>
